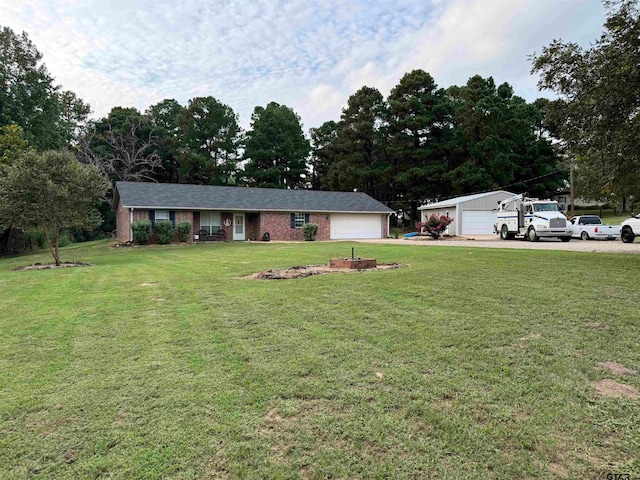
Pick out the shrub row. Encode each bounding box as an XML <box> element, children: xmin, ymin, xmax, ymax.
<box><xmin>131</xmin><ymin>220</ymin><xmax>192</xmax><ymax>245</ymax></box>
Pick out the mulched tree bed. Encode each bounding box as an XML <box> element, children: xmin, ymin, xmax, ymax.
<box><xmin>247</xmin><ymin>263</ymin><xmax>406</xmax><ymax>280</ymax></box>
<box><xmin>14</xmin><ymin>262</ymin><xmax>92</xmax><ymax>271</ymax></box>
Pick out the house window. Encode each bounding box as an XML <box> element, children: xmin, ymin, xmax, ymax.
<box><xmin>201</xmin><ymin>211</ymin><xmax>221</xmax><ymax>234</ymax></box>
<box><xmin>155</xmin><ymin>210</ymin><xmax>170</xmax><ymax>221</ymax></box>
<box><xmin>294</xmin><ymin>213</ymin><xmax>306</xmax><ymax>228</ymax></box>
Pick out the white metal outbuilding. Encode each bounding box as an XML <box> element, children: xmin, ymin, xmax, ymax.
<box><xmin>418</xmin><ymin>190</ymin><xmax>515</xmax><ymax>236</ymax></box>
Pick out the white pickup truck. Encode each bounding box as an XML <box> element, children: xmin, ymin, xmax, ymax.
<box><xmin>569</xmin><ymin>215</ymin><xmax>621</xmax><ymax>240</ymax></box>
<box><xmin>621</xmin><ymin>213</ymin><xmax>640</xmax><ymax>243</ymax></box>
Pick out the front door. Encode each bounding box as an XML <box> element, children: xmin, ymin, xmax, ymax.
<box><xmin>233</xmin><ymin>213</ymin><xmax>245</xmax><ymax>241</ymax></box>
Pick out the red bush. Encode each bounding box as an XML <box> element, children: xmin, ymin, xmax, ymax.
<box><xmin>417</xmin><ymin>214</ymin><xmax>454</xmax><ymax>239</ymax></box>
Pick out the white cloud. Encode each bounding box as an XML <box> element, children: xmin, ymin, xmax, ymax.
<box><xmin>0</xmin><ymin>0</ymin><xmax>606</xmax><ymax>130</ymax></box>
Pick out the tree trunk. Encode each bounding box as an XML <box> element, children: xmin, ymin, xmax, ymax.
<box><xmin>54</xmin><ymin>230</ymin><xmax>60</xmax><ymax>266</ymax></box>
<box><xmin>0</xmin><ymin>227</ymin><xmax>12</xmax><ymax>256</ymax></box>
<box><xmin>43</xmin><ymin>226</ymin><xmax>61</xmax><ymax>266</ymax></box>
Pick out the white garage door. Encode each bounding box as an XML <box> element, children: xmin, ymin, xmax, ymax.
<box><xmin>461</xmin><ymin>210</ymin><xmax>497</xmax><ymax>235</ymax></box>
<box><xmin>331</xmin><ymin>214</ymin><xmax>382</xmax><ymax>239</ymax></box>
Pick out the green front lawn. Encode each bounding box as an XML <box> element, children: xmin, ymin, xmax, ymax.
<box><xmin>1</xmin><ymin>241</ymin><xmax>639</xmax><ymax>478</ymax></box>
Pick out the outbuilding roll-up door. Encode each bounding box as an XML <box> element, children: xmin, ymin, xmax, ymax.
<box><xmin>461</xmin><ymin>210</ymin><xmax>497</xmax><ymax>235</ymax></box>
<box><xmin>330</xmin><ymin>214</ymin><xmax>383</xmax><ymax>239</ymax></box>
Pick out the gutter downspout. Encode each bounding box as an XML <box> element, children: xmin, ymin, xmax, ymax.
<box><xmin>386</xmin><ymin>213</ymin><xmax>390</xmax><ymax>238</ymax></box>
<box><xmin>130</xmin><ymin>208</ymin><xmax>134</xmax><ymax>242</ymax></box>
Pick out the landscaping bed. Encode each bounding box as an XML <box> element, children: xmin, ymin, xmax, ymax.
<box><xmin>248</xmin><ymin>262</ymin><xmax>404</xmax><ymax>280</ymax></box>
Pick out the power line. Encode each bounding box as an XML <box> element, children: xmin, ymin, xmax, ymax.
<box><xmin>379</xmin><ymin>169</ymin><xmax>565</xmax><ymax>204</ymax></box>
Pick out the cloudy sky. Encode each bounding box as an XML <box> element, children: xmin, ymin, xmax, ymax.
<box><xmin>2</xmin><ymin>0</ymin><xmax>605</xmax><ymax>130</ymax></box>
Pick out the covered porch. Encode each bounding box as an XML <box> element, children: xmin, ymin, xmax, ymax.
<box><xmin>193</xmin><ymin>211</ymin><xmax>260</xmax><ymax>241</ymax></box>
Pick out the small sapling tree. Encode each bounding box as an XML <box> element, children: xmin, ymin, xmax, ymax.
<box><xmin>0</xmin><ymin>150</ymin><xmax>109</xmax><ymax>265</ymax></box>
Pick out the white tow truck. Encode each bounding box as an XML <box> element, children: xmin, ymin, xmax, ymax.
<box><xmin>494</xmin><ymin>194</ymin><xmax>573</xmax><ymax>242</ymax></box>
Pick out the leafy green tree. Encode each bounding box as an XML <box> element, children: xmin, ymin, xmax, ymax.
<box><xmin>309</xmin><ymin>120</ymin><xmax>338</xmax><ymax>190</ymax></box>
<box><xmin>0</xmin><ymin>124</ymin><xmax>32</xmax><ymax>171</ymax></box>
<box><xmin>386</xmin><ymin>70</ymin><xmax>454</xmax><ymax>215</ymax></box>
<box><xmin>0</xmin><ymin>124</ymin><xmax>34</xmax><ymax>255</ymax></box>
<box><xmin>0</xmin><ymin>150</ymin><xmax>109</xmax><ymax>265</ymax></box>
<box><xmin>243</xmin><ymin>102</ymin><xmax>310</xmax><ymax>188</ymax></box>
<box><xmin>0</xmin><ymin>27</ymin><xmax>89</xmax><ymax>149</ymax></box>
<box><xmin>178</xmin><ymin>96</ymin><xmax>241</xmax><ymax>185</ymax></box>
<box><xmin>324</xmin><ymin>87</ymin><xmax>387</xmax><ymax>197</ymax></box>
<box><xmin>444</xmin><ymin>76</ymin><xmax>563</xmax><ymax>197</ymax></box>
<box><xmin>147</xmin><ymin>99</ymin><xmax>185</xmax><ymax>183</ymax></box>
<box><xmin>531</xmin><ymin>0</ymin><xmax>640</xmax><ymax>203</ymax></box>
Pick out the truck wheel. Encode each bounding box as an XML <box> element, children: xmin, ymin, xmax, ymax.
<box><xmin>580</xmin><ymin>231</ymin><xmax>589</xmax><ymax>241</ymax></box>
<box><xmin>527</xmin><ymin>227</ymin><xmax>539</xmax><ymax>242</ymax></box>
<box><xmin>500</xmin><ymin>225</ymin><xmax>510</xmax><ymax>240</ymax></box>
<box><xmin>621</xmin><ymin>227</ymin><xmax>635</xmax><ymax>244</ymax></box>
<box><xmin>560</xmin><ymin>236</ymin><xmax>571</xmax><ymax>242</ymax></box>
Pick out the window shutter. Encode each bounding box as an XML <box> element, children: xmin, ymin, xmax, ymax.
<box><xmin>304</xmin><ymin>213</ymin><xmax>310</xmax><ymax>224</ymax></box>
<box><xmin>169</xmin><ymin>211</ymin><xmax>176</xmax><ymax>227</ymax></box>
<box><xmin>290</xmin><ymin>213</ymin><xmax>295</xmax><ymax>229</ymax></box>
<box><xmin>149</xmin><ymin>210</ymin><xmax>155</xmax><ymax>227</ymax></box>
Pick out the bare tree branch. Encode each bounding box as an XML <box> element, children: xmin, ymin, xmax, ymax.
<box><xmin>77</xmin><ymin>116</ymin><xmax>163</xmax><ymax>182</ymax></box>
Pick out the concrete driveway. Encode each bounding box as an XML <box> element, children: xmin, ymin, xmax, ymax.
<box><xmin>356</xmin><ymin>235</ymin><xmax>640</xmax><ymax>254</ymax></box>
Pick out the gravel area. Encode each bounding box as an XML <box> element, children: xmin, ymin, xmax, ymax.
<box><xmin>356</xmin><ymin>235</ymin><xmax>640</xmax><ymax>254</ymax></box>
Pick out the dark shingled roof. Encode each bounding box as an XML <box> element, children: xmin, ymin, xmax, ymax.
<box><xmin>115</xmin><ymin>182</ymin><xmax>392</xmax><ymax>213</ymax></box>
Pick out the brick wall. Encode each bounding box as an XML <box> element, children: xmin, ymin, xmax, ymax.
<box><xmin>246</xmin><ymin>213</ymin><xmax>260</xmax><ymax>241</ymax></box>
<box><xmin>222</xmin><ymin>212</ymin><xmax>233</xmax><ymax>239</ymax></box>
<box><xmin>116</xmin><ymin>199</ymin><xmax>131</xmax><ymax>242</ymax></box>
<box><xmin>120</xmin><ymin>208</ymin><xmax>386</xmax><ymax>243</ymax></box>
<box><xmin>133</xmin><ymin>209</ymin><xmax>150</xmax><ymax>222</ymax></box>
<box><xmin>259</xmin><ymin>212</ymin><xmax>330</xmax><ymax>241</ymax></box>
<box><xmin>129</xmin><ymin>209</ymin><xmax>196</xmax><ymax>243</ymax></box>
<box><xmin>193</xmin><ymin>212</ymin><xmax>200</xmax><ymax>234</ymax></box>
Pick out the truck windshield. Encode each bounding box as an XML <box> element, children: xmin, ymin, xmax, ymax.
<box><xmin>533</xmin><ymin>203</ymin><xmax>558</xmax><ymax>212</ymax></box>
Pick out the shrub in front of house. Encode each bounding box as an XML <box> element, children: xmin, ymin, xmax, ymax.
<box><xmin>132</xmin><ymin>220</ymin><xmax>152</xmax><ymax>244</ymax></box>
<box><xmin>155</xmin><ymin>220</ymin><xmax>174</xmax><ymax>244</ymax></box>
<box><xmin>176</xmin><ymin>221</ymin><xmax>192</xmax><ymax>243</ymax></box>
<box><xmin>303</xmin><ymin>223</ymin><xmax>318</xmax><ymax>241</ymax></box>
<box><xmin>418</xmin><ymin>214</ymin><xmax>454</xmax><ymax>239</ymax></box>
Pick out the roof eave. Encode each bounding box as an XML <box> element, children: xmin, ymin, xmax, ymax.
<box><xmin>121</xmin><ymin>205</ymin><xmax>392</xmax><ymax>214</ymax></box>
<box><xmin>418</xmin><ymin>203</ymin><xmax>455</xmax><ymax>210</ymax></box>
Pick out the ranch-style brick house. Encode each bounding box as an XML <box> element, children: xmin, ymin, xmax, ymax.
<box><xmin>114</xmin><ymin>181</ymin><xmax>393</xmax><ymax>242</ymax></box>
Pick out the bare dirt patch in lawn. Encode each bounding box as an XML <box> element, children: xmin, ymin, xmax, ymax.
<box><xmin>137</xmin><ymin>282</ymin><xmax>158</xmax><ymax>287</ymax></box>
<box><xmin>511</xmin><ymin>333</ymin><xmax>542</xmax><ymax>348</ymax></box>
<box><xmin>584</xmin><ymin>321</ymin><xmax>608</xmax><ymax>330</ymax></box>
<box><xmin>519</xmin><ymin>333</ymin><xmax>542</xmax><ymax>341</ymax></box>
<box><xmin>246</xmin><ymin>263</ymin><xmax>406</xmax><ymax>280</ymax></box>
<box><xmin>592</xmin><ymin>379</ymin><xmax>639</xmax><ymax>399</ymax></box>
<box><xmin>596</xmin><ymin>361</ymin><xmax>636</xmax><ymax>376</ymax></box>
<box><xmin>14</xmin><ymin>262</ymin><xmax>91</xmax><ymax>271</ymax></box>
